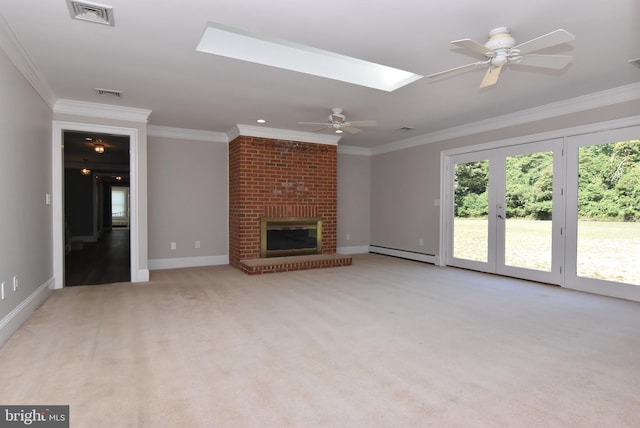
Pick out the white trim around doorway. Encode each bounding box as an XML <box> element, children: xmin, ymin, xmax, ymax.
<box><xmin>52</xmin><ymin>121</ymin><xmax>148</xmax><ymax>289</ymax></box>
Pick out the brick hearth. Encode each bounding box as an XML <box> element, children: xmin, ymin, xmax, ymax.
<box><xmin>229</xmin><ymin>135</ymin><xmax>352</xmax><ymax>274</ymax></box>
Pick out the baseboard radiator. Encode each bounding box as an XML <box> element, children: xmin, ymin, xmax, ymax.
<box><xmin>368</xmin><ymin>246</ymin><xmax>437</xmax><ymax>264</ymax></box>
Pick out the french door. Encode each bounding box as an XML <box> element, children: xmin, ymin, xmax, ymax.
<box><xmin>447</xmin><ymin>139</ymin><xmax>564</xmax><ymax>285</ymax></box>
<box><xmin>445</xmin><ymin>125</ymin><xmax>640</xmax><ymax>300</ymax></box>
<box><xmin>564</xmin><ymin>126</ymin><xmax>640</xmax><ymax>299</ymax></box>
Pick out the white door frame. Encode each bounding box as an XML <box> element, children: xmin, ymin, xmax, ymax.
<box><xmin>443</xmin><ymin>150</ymin><xmax>496</xmax><ymax>273</ymax></box>
<box><xmin>52</xmin><ymin>121</ymin><xmax>147</xmax><ymax>288</ymax></box>
<box><xmin>494</xmin><ymin>139</ymin><xmax>565</xmax><ymax>285</ymax></box>
<box><xmin>441</xmin><ymin>140</ymin><xmax>564</xmax><ymax>285</ymax></box>
<box><xmin>564</xmin><ymin>125</ymin><xmax>640</xmax><ymax>301</ymax></box>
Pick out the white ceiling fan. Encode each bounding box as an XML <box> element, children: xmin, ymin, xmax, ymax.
<box><xmin>298</xmin><ymin>108</ymin><xmax>376</xmax><ymax>134</ymax></box>
<box><xmin>427</xmin><ymin>27</ymin><xmax>575</xmax><ymax>88</ymax></box>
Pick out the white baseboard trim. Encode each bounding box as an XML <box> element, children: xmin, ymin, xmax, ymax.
<box><xmin>562</xmin><ymin>280</ymin><xmax>640</xmax><ymax>303</ymax></box>
<box><xmin>0</xmin><ymin>277</ymin><xmax>54</xmax><ymax>348</ymax></box>
<box><xmin>337</xmin><ymin>245</ymin><xmax>370</xmax><ymax>255</ymax></box>
<box><xmin>148</xmin><ymin>255</ymin><xmax>229</xmax><ymax>270</ymax></box>
<box><xmin>133</xmin><ymin>269</ymin><xmax>150</xmax><ymax>282</ymax></box>
<box><xmin>369</xmin><ymin>246</ymin><xmax>437</xmax><ymax>264</ymax></box>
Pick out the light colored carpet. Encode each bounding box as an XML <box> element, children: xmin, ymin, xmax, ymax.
<box><xmin>1</xmin><ymin>254</ymin><xmax>639</xmax><ymax>427</ymax></box>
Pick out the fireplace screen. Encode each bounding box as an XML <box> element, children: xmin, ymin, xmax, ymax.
<box><xmin>260</xmin><ymin>217</ymin><xmax>322</xmax><ymax>258</ymax></box>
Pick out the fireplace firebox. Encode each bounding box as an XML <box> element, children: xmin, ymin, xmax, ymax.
<box><xmin>260</xmin><ymin>217</ymin><xmax>322</xmax><ymax>258</ymax></box>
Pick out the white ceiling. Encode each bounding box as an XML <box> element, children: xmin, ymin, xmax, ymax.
<box><xmin>1</xmin><ymin>0</ymin><xmax>639</xmax><ymax>149</ymax></box>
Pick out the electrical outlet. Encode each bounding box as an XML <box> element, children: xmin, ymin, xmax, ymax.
<box><xmin>419</xmin><ymin>239</ymin><xmax>424</xmax><ymax>246</ymax></box>
<box><xmin>170</xmin><ymin>242</ymin><xmax>176</xmax><ymax>250</ymax></box>
<box><xmin>346</xmin><ymin>234</ymin><xmax>350</xmax><ymax>241</ymax></box>
<box><xmin>12</xmin><ymin>276</ymin><xmax>18</xmax><ymax>291</ymax></box>
<box><xmin>195</xmin><ymin>240</ymin><xmax>201</xmax><ymax>249</ymax></box>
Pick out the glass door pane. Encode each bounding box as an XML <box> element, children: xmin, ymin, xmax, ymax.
<box><xmin>503</xmin><ymin>151</ymin><xmax>554</xmax><ymax>271</ymax></box>
<box><xmin>576</xmin><ymin>139</ymin><xmax>640</xmax><ymax>285</ymax></box>
<box><xmin>453</xmin><ymin>160</ymin><xmax>489</xmax><ymax>263</ymax></box>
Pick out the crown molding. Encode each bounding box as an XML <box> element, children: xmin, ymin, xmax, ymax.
<box><xmin>338</xmin><ymin>145</ymin><xmax>372</xmax><ymax>156</ymax></box>
<box><xmin>148</xmin><ymin>125</ymin><xmax>228</xmax><ymax>143</ymax></box>
<box><xmin>226</xmin><ymin>125</ymin><xmax>241</xmax><ymax>142</ymax></box>
<box><xmin>441</xmin><ymin>115</ymin><xmax>640</xmax><ymax>157</ymax></box>
<box><xmin>0</xmin><ymin>14</ymin><xmax>57</xmax><ymax>108</ymax></box>
<box><xmin>372</xmin><ymin>82</ymin><xmax>640</xmax><ymax>155</ymax></box>
<box><xmin>234</xmin><ymin>124</ymin><xmax>341</xmax><ymax>145</ymax></box>
<box><xmin>54</xmin><ymin>99</ymin><xmax>152</xmax><ymax>123</ymax></box>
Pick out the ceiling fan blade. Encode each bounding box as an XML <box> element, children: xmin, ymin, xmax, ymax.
<box><xmin>451</xmin><ymin>38</ymin><xmax>494</xmax><ymax>56</ymax></box>
<box><xmin>298</xmin><ymin>121</ymin><xmax>329</xmax><ymax>126</ymax></box>
<box><xmin>427</xmin><ymin>60</ymin><xmax>490</xmax><ymax>78</ymax></box>
<box><xmin>514</xmin><ymin>29</ymin><xmax>575</xmax><ymax>54</ymax></box>
<box><xmin>480</xmin><ymin>64</ymin><xmax>503</xmax><ymax>88</ymax></box>
<box><xmin>518</xmin><ymin>54</ymin><xmax>573</xmax><ymax>69</ymax></box>
<box><xmin>348</xmin><ymin>120</ymin><xmax>377</xmax><ymax>127</ymax></box>
<box><xmin>342</xmin><ymin>126</ymin><xmax>361</xmax><ymax>135</ymax></box>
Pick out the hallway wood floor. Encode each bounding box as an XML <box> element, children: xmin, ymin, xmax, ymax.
<box><xmin>64</xmin><ymin>228</ymin><xmax>130</xmax><ymax>286</ymax></box>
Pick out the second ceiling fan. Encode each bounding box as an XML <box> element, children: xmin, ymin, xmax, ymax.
<box><xmin>298</xmin><ymin>108</ymin><xmax>376</xmax><ymax>134</ymax></box>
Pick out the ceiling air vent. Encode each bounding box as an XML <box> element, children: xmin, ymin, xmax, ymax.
<box><xmin>629</xmin><ymin>58</ymin><xmax>640</xmax><ymax>69</ymax></box>
<box><xmin>67</xmin><ymin>1</ymin><xmax>114</xmax><ymax>26</ymax></box>
<box><xmin>96</xmin><ymin>88</ymin><xmax>121</xmax><ymax>98</ymax></box>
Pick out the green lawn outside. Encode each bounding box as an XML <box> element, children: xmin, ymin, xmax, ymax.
<box><xmin>453</xmin><ymin>218</ymin><xmax>640</xmax><ymax>285</ymax></box>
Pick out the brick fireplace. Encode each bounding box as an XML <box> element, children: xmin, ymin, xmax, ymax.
<box><xmin>229</xmin><ymin>134</ymin><xmax>352</xmax><ymax>274</ymax></box>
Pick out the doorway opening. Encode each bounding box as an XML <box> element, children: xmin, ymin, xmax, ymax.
<box><xmin>111</xmin><ymin>186</ymin><xmax>129</xmax><ymax>228</ymax></box>
<box><xmin>62</xmin><ymin>130</ymin><xmax>131</xmax><ymax>286</ymax></box>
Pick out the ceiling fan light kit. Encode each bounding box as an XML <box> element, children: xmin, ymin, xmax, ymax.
<box><xmin>428</xmin><ymin>27</ymin><xmax>575</xmax><ymax>87</ymax></box>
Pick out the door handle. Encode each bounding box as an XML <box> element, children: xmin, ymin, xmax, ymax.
<box><xmin>497</xmin><ymin>214</ymin><xmax>504</xmax><ymax>219</ymax></box>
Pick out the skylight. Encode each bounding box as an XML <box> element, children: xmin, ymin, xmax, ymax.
<box><xmin>196</xmin><ymin>22</ymin><xmax>422</xmax><ymax>92</ymax></box>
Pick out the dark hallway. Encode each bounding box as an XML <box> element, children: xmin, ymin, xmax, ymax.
<box><xmin>63</xmin><ymin>130</ymin><xmax>131</xmax><ymax>287</ymax></box>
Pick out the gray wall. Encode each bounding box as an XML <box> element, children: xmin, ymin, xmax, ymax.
<box><xmin>0</xmin><ymin>48</ymin><xmax>53</xmax><ymax>321</ymax></box>
<box><xmin>147</xmin><ymin>136</ymin><xmax>228</xmax><ymax>262</ymax></box>
<box><xmin>371</xmin><ymin>145</ymin><xmax>439</xmax><ymax>255</ymax></box>
<box><xmin>337</xmin><ymin>153</ymin><xmax>371</xmax><ymax>250</ymax></box>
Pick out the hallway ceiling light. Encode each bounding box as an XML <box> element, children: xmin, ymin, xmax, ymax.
<box><xmin>80</xmin><ymin>159</ymin><xmax>91</xmax><ymax>176</ymax></box>
<box><xmin>94</xmin><ymin>142</ymin><xmax>105</xmax><ymax>153</ymax></box>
